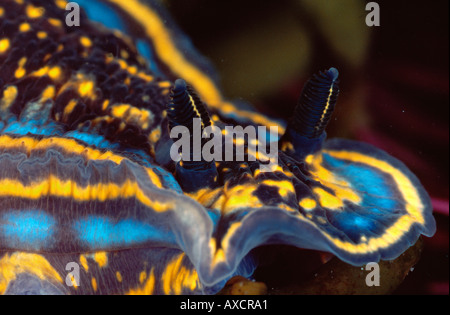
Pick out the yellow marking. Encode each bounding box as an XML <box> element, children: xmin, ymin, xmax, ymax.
<box><xmin>79</xmin><ymin>255</ymin><xmax>89</xmax><ymax>272</ymax></box>
<box><xmin>68</xmin><ymin>273</ymin><xmax>78</xmax><ymax>289</ymax></box>
<box><xmin>187</xmin><ymin>187</ymin><xmax>222</xmax><ymax>208</ymax></box>
<box><xmin>0</xmin><ymin>173</ymin><xmax>170</xmax><ymax>211</ymax></box>
<box><xmin>161</xmin><ymin>253</ymin><xmax>199</xmax><ymax>295</ymax></box>
<box><xmin>102</xmin><ymin>99</ymin><xmax>110</xmax><ymax>111</ymax></box>
<box><xmin>93</xmin><ymin>252</ymin><xmax>108</xmax><ymax>268</ymax></box>
<box><xmin>48</xmin><ymin>66</ymin><xmax>61</xmax><ymax>80</ymax></box>
<box><xmin>110</xmin><ymin>104</ymin><xmax>153</xmax><ymax>130</ymax></box>
<box><xmin>157</xmin><ymin>81</ymin><xmax>172</xmax><ymax>88</ymax></box>
<box><xmin>41</xmin><ymin>85</ymin><xmax>55</xmax><ymax>100</ymax></box>
<box><xmin>63</xmin><ymin>99</ymin><xmax>77</xmax><ymax>118</ymax></box>
<box><xmin>0</xmin><ymin>38</ymin><xmax>9</xmax><ymax>54</ymax></box>
<box><xmin>299</xmin><ymin>197</ymin><xmax>317</xmax><ymax>211</ymax></box>
<box><xmin>55</xmin><ymin>0</ymin><xmax>67</xmax><ymax>10</ymax></box>
<box><xmin>0</xmin><ymin>7</ymin><xmax>4</xmax><ymax>17</ymax></box>
<box><xmin>323</xmin><ymin>150</ymin><xmax>425</xmax><ymax>224</ymax></box>
<box><xmin>313</xmin><ymin>187</ymin><xmax>344</xmax><ymax>209</ymax></box>
<box><xmin>281</xmin><ymin>141</ymin><xmax>294</xmax><ymax>152</ymax></box>
<box><xmin>149</xmin><ymin>126</ymin><xmax>161</xmax><ymax>144</ymax></box>
<box><xmin>300</xmin><ymin>149</ymin><xmax>427</xmax><ymax>254</ymax></box>
<box><xmin>137</xmin><ymin>72</ymin><xmax>153</xmax><ymax>82</ymax></box>
<box><xmin>219</xmin><ymin>184</ymin><xmax>263</xmax><ymax>214</ymax></box>
<box><xmin>139</xmin><ymin>271</ymin><xmax>147</xmax><ymax>284</ymax></box>
<box><xmin>80</xmin><ymin>36</ymin><xmax>92</xmax><ymax>48</ymax></box>
<box><xmin>305</xmin><ymin>153</ymin><xmax>361</xmax><ymax>210</ymax></box>
<box><xmin>145</xmin><ymin>168</ymin><xmax>163</xmax><ymax>189</ymax></box>
<box><xmin>0</xmin><ymin>253</ymin><xmax>63</xmax><ymax>294</ymax></box>
<box><xmin>262</xmin><ymin>180</ymin><xmax>295</xmax><ymax>198</ymax></box>
<box><xmin>37</xmin><ymin>31</ymin><xmax>47</xmax><ymax>39</ymax></box>
<box><xmin>116</xmin><ymin>271</ymin><xmax>122</xmax><ymax>283</ymax></box>
<box><xmin>209</xmin><ymin>239</ymin><xmax>226</xmax><ymax>265</ymax></box>
<box><xmin>318</xmin><ymin>86</ymin><xmax>335</xmax><ymax>126</ymax></box>
<box><xmin>0</xmin><ymin>85</ymin><xmax>18</xmax><ymax>111</ymax></box>
<box><xmin>91</xmin><ymin>277</ymin><xmax>98</xmax><ymax>292</ymax></box>
<box><xmin>126</xmin><ymin>268</ymin><xmax>155</xmax><ymax>295</ymax></box>
<box><xmin>14</xmin><ymin>57</ymin><xmax>27</xmax><ymax>79</ymax></box>
<box><xmin>120</xmin><ymin>49</ymin><xmax>129</xmax><ymax>59</ymax></box>
<box><xmin>26</xmin><ymin>4</ymin><xmax>45</xmax><ymax>19</ymax></box>
<box><xmin>78</xmin><ymin>80</ymin><xmax>94</xmax><ymax>97</ymax></box>
<box><xmin>210</xmin><ymin>222</ymin><xmax>242</xmax><ymax>267</ymax></box>
<box><xmin>48</xmin><ymin>18</ymin><xmax>63</xmax><ymax>28</ymax></box>
<box><xmin>0</xmin><ymin>135</ymin><xmax>170</xmax><ymax>209</ymax></box>
<box><xmin>19</xmin><ymin>23</ymin><xmax>31</xmax><ymax>32</ymax></box>
<box><xmin>107</xmin><ymin>0</ymin><xmax>284</xmax><ymax>133</ymax></box>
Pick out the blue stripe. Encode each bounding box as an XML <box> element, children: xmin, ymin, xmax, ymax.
<box><xmin>1</xmin><ymin>210</ymin><xmax>56</xmax><ymax>250</ymax></box>
<box><xmin>73</xmin><ymin>216</ymin><xmax>177</xmax><ymax>249</ymax></box>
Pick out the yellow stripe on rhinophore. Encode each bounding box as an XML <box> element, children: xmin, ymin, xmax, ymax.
<box><xmin>126</xmin><ymin>268</ymin><xmax>155</xmax><ymax>295</ymax></box>
<box><xmin>161</xmin><ymin>253</ymin><xmax>199</xmax><ymax>295</ymax></box>
<box><xmin>318</xmin><ymin>85</ymin><xmax>335</xmax><ymax>126</ymax></box>
<box><xmin>0</xmin><ymin>252</ymin><xmax>63</xmax><ymax>294</ymax></box>
<box><xmin>0</xmin><ymin>175</ymin><xmax>171</xmax><ymax>212</ymax></box>
<box><xmin>106</xmin><ymin>0</ymin><xmax>284</xmax><ymax>133</ymax></box>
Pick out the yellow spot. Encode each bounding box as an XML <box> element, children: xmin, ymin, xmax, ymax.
<box><xmin>80</xmin><ymin>36</ymin><xmax>92</xmax><ymax>48</ymax></box>
<box><xmin>126</xmin><ymin>269</ymin><xmax>155</xmax><ymax>295</ymax></box>
<box><xmin>0</xmin><ymin>7</ymin><xmax>4</xmax><ymax>17</ymax></box>
<box><xmin>78</xmin><ymin>81</ymin><xmax>94</xmax><ymax>97</ymax></box>
<box><xmin>79</xmin><ymin>255</ymin><xmax>89</xmax><ymax>272</ymax></box>
<box><xmin>55</xmin><ymin>0</ymin><xmax>68</xmax><ymax>10</ymax></box>
<box><xmin>110</xmin><ymin>104</ymin><xmax>153</xmax><ymax>130</ymax></box>
<box><xmin>148</xmin><ymin>126</ymin><xmax>161</xmax><ymax>143</ymax></box>
<box><xmin>48</xmin><ymin>66</ymin><xmax>61</xmax><ymax>80</ymax></box>
<box><xmin>93</xmin><ymin>252</ymin><xmax>108</xmax><ymax>268</ymax></box>
<box><xmin>37</xmin><ymin>31</ymin><xmax>47</xmax><ymax>39</ymax></box>
<box><xmin>63</xmin><ymin>99</ymin><xmax>77</xmax><ymax>119</ymax></box>
<box><xmin>161</xmin><ymin>254</ymin><xmax>199</xmax><ymax>295</ymax></box>
<box><xmin>91</xmin><ymin>277</ymin><xmax>98</xmax><ymax>292</ymax></box>
<box><xmin>0</xmin><ymin>252</ymin><xmax>63</xmax><ymax>295</ymax></box>
<box><xmin>0</xmin><ymin>85</ymin><xmax>18</xmax><ymax>111</ymax></box>
<box><xmin>48</xmin><ymin>18</ymin><xmax>62</xmax><ymax>28</ymax></box>
<box><xmin>14</xmin><ymin>57</ymin><xmax>27</xmax><ymax>79</ymax></box>
<box><xmin>102</xmin><ymin>99</ymin><xmax>110</xmax><ymax>111</ymax></box>
<box><xmin>19</xmin><ymin>23</ymin><xmax>31</xmax><ymax>32</ymax></box>
<box><xmin>41</xmin><ymin>85</ymin><xmax>55</xmax><ymax>100</ymax></box>
<box><xmin>299</xmin><ymin>198</ymin><xmax>317</xmax><ymax>211</ymax></box>
<box><xmin>0</xmin><ymin>38</ymin><xmax>9</xmax><ymax>54</ymax></box>
<box><xmin>26</xmin><ymin>4</ymin><xmax>45</xmax><ymax>18</ymax></box>
<box><xmin>116</xmin><ymin>271</ymin><xmax>123</xmax><ymax>283</ymax></box>
<box><xmin>120</xmin><ymin>49</ymin><xmax>129</xmax><ymax>59</ymax></box>
<box><xmin>137</xmin><ymin>72</ymin><xmax>153</xmax><ymax>82</ymax></box>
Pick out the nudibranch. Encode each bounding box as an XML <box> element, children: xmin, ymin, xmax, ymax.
<box><xmin>0</xmin><ymin>0</ymin><xmax>436</xmax><ymax>295</ymax></box>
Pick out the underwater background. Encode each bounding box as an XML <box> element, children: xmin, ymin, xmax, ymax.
<box><xmin>162</xmin><ymin>0</ymin><xmax>449</xmax><ymax>294</ymax></box>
